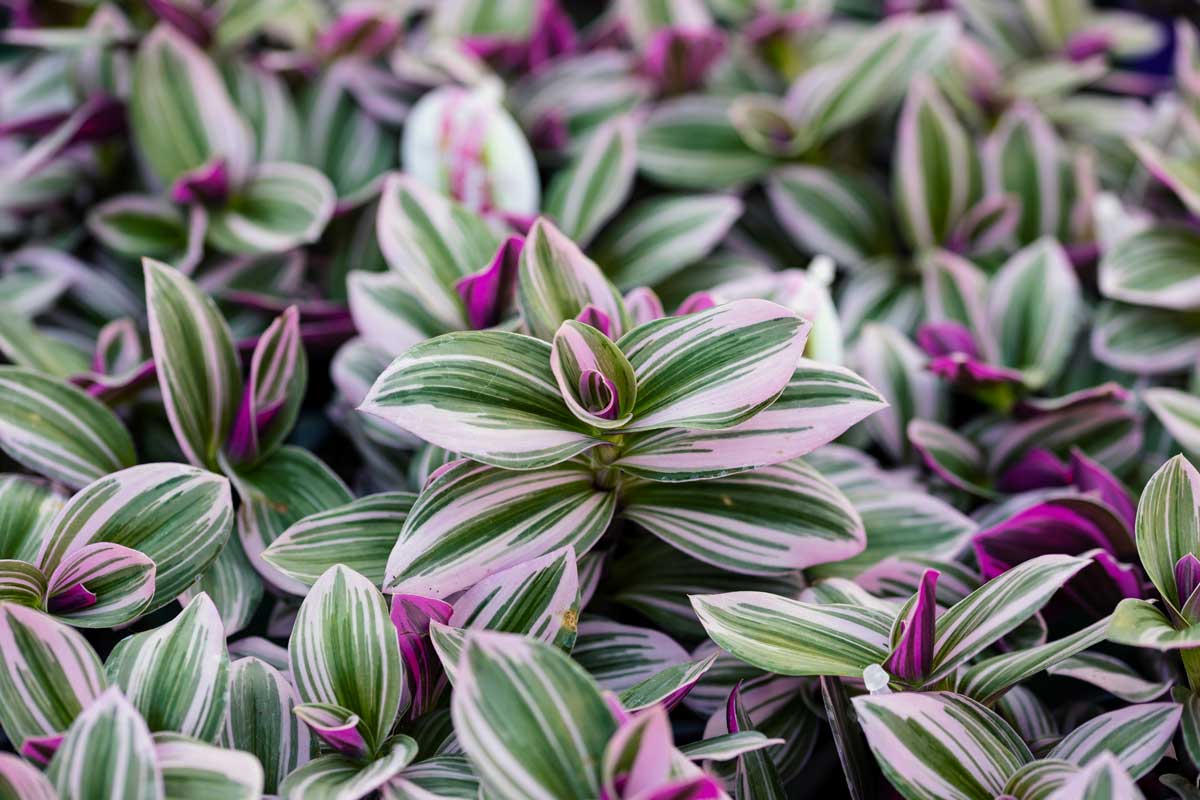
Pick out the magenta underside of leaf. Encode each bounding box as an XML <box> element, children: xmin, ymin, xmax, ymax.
<box><xmin>884</xmin><ymin>568</ymin><xmax>938</xmax><ymax>683</ymax></box>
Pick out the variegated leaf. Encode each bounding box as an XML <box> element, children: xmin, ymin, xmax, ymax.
<box><xmin>690</xmin><ymin>592</ymin><xmax>893</xmax><ymax>677</ymax></box>
<box><xmin>289</xmin><ymin>565</ymin><xmax>403</xmax><ymax>757</ymax></box>
<box><xmin>618</xmin><ymin>653</ymin><xmax>717</xmax><ymax>712</ymax></box>
<box><xmin>47</xmin><ymin>687</ymin><xmax>163</xmax><ymax>800</ymax></box>
<box><xmin>0</xmin><ymin>752</ymin><xmax>55</xmax><ymax>800</ymax></box>
<box><xmin>449</xmin><ymin>546</ymin><xmax>579</xmax><ymax>648</ymax></box>
<box><xmin>0</xmin><ymin>602</ymin><xmax>106</xmax><ymax>755</ymax></box>
<box><xmin>1107</xmin><ymin>598</ymin><xmax>1200</xmax><ymax>650</ymax></box>
<box><xmin>0</xmin><ymin>560</ymin><xmax>46</xmax><ymax>609</ymax></box>
<box><xmin>279</xmin><ymin>735</ymin><xmax>418</xmax><ymax>800</ymax></box>
<box><xmin>1046</xmin><ymin>753</ymin><xmax>1145</xmax><ymax>800</ymax></box>
<box><xmin>264</xmin><ymin>491</ymin><xmax>415</xmax><ymax>589</ymax></box>
<box><xmin>227</xmin><ymin>305</ymin><xmax>306</xmax><ymax>464</ymax></box>
<box><xmin>908</xmin><ymin>419</ymin><xmax>994</xmax><ymax>498</ymax></box>
<box><xmin>621</xmin><ymin>458</ymin><xmax>865</xmax><ymax>574</ymax></box>
<box><xmin>551</xmin><ymin>319</ymin><xmax>638</xmax><ymax>430</ymax></box>
<box><xmin>0</xmin><ymin>366</ymin><xmax>136</xmax><ymax>489</ymax></box>
<box><xmin>1145</xmin><ymin>389</ymin><xmax>1200</xmax><ymax>459</ymax></box>
<box><xmin>637</xmin><ymin>96</ymin><xmax>773</xmax><ymax>191</ymax></box>
<box><xmin>1047</xmin><ymin>652</ymin><xmax>1172</xmax><ymax>702</ymax></box>
<box><xmin>852</xmin><ymin>691</ymin><xmax>1031</xmax><ymax>800</ymax></box>
<box><xmin>1100</xmin><ymin>225</ymin><xmax>1200</xmax><ymax>311</ymax></box>
<box><xmin>86</xmin><ymin>195</ymin><xmax>189</xmax><ymax>260</ymax></box>
<box><xmin>982</xmin><ymin>103</ymin><xmax>1066</xmax><ymax>244</ymax></box>
<box><xmin>543</xmin><ymin>115</ymin><xmax>636</xmax><ymax>247</ymax></box>
<box><xmin>1091</xmin><ymin>301</ymin><xmax>1200</xmax><ymax>376</ymax></box>
<box><xmin>856</xmin><ymin>324</ymin><xmax>946</xmax><ymax>462</ymax></box>
<box><xmin>45</xmin><ymin>542</ymin><xmax>156</xmax><ymax>628</ymax></box>
<box><xmin>382</xmin><ymin>756</ymin><xmax>479</xmax><ymax>800</ymax></box>
<box><xmin>144</xmin><ymin>258</ymin><xmax>242</xmax><ymax>470</ymax></box>
<box><xmin>385</xmin><ymin>460</ymin><xmax>615</xmax><ymax>599</ymax></box>
<box><xmin>206</xmin><ymin>163</ymin><xmax>336</xmax><ymax>255</ymax></box>
<box><xmin>1048</xmin><ymin>702</ymin><xmax>1182</xmax><ymax>779</ymax></box>
<box><xmin>179</xmin><ymin>535</ymin><xmax>262</xmax><ymax>636</ymax></box>
<box><xmin>450</xmin><ymin>631</ymin><xmax>616</xmax><ymax>800</ymax></box>
<box><xmin>38</xmin><ymin>463</ymin><xmax>233</xmax><ymax>614</ymax></box>
<box><xmin>361</xmin><ymin>331</ymin><xmax>599</xmax><ymax>471</ymax></box>
<box><xmin>106</xmin><ymin>593</ymin><xmax>229</xmax><ymax>742</ymax></box>
<box><xmin>768</xmin><ymin>166</ymin><xmax>894</xmax><ymax>267</ymax></box>
<box><xmin>1135</xmin><ymin>454</ymin><xmax>1200</xmax><ymax>609</ymax></box>
<box><xmin>0</xmin><ymin>475</ymin><xmax>63</xmax><ymax>563</ymax></box>
<box><xmin>346</xmin><ymin>271</ymin><xmax>448</xmax><ymax>359</ymax></box>
<box><xmin>572</xmin><ymin>618</ymin><xmax>689</xmax><ymax>693</ymax></box>
<box><xmin>221</xmin><ymin>657</ymin><xmax>312</xmax><ymax>794</ymax></box>
<box><xmin>154</xmin><ymin>733</ymin><xmax>263</xmax><ymax>799</ymax></box>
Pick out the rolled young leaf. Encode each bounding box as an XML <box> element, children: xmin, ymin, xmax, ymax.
<box><xmin>46</xmin><ymin>687</ymin><xmax>163</xmax><ymax>800</ymax></box>
<box><xmin>279</xmin><ymin>735</ymin><xmax>418</xmax><ymax>800</ymax></box>
<box><xmin>550</xmin><ymin>319</ymin><xmax>637</xmax><ymax>429</ymax></box>
<box><xmin>44</xmin><ymin>542</ymin><xmax>156</xmax><ymax>628</ymax></box>
<box><xmin>226</xmin><ymin>305</ymin><xmax>307</xmax><ymax>464</ymax></box>
<box><xmin>105</xmin><ymin>593</ymin><xmax>230</xmax><ymax>742</ymax></box>
<box><xmin>0</xmin><ymin>366</ymin><xmax>136</xmax><ymax>490</ymax></box>
<box><xmin>144</xmin><ymin>258</ymin><xmax>242</xmax><ymax>470</ymax></box>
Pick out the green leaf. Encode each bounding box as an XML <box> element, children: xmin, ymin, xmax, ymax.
<box><xmin>206</xmin><ymin>162</ymin><xmax>336</xmax><ymax>255</ymax></box>
<box><xmin>0</xmin><ymin>560</ymin><xmax>46</xmax><ymax>609</ymax></box>
<box><xmin>1100</xmin><ymin>225</ymin><xmax>1200</xmax><ymax>311</ymax></box>
<box><xmin>179</xmin><ymin>535</ymin><xmax>262</xmax><ymax>636</ymax></box>
<box><xmin>768</xmin><ymin>166</ymin><xmax>894</xmax><ymax>267</ymax></box>
<box><xmin>48</xmin><ymin>688</ymin><xmax>163</xmax><ymax>800</ymax></box>
<box><xmin>543</xmin><ymin>115</ymin><xmax>636</xmax><ymax>247</ymax></box>
<box><xmin>87</xmin><ymin>195</ymin><xmax>189</xmax><ymax>259</ymax></box>
<box><xmin>278</xmin><ymin>736</ymin><xmax>418</xmax><ymax>800</ymax></box>
<box><xmin>144</xmin><ymin>258</ymin><xmax>242</xmax><ymax>470</ymax></box>
<box><xmin>1047</xmin><ymin>652</ymin><xmax>1172</xmax><ymax>703</ymax></box>
<box><xmin>1135</xmin><ymin>455</ymin><xmax>1200</xmax><ymax>609</ymax></box>
<box><xmin>1048</xmin><ymin>702</ymin><xmax>1182</xmax><ymax>779</ymax></box>
<box><xmin>106</xmin><ymin>593</ymin><xmax>229</xmax><ymax>742</ymax></box>
<box><xmin>220</xmin><ymin>657</ymin><xmax>313</xmax><ymax>795</ymax></box>
<box><xmin>637</xmin><ymin>96</ymin><xmax>773</xmax><ymax>190</ymax></box>
<box><xmin>289</xmin><ymin>565</ymin><xmax>403</xmax><ymax>758</ymax></box>
<box><xmin>1108</xmin><ymin>598</ymin><xmax>1200</xmax><ymax>650</ymax></box>
<box><xmin>1145</xmin><ymin>390</ymin><xmax>1200</xmax><ymax>460</ymax></box>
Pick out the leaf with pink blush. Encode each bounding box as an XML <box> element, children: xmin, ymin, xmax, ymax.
<box><xmin>391</xmin><ymin>594</ymin><xmax>453</xmax><ymax>719</ymax></box>
<box><xmin>551</xmin><ymin>319</ymin><xmax>637</xmax><ymax>429</ymax></box>
<box><xmin>227</xmin><ymin>305</ymin><xmax>307</xmax><ymax>465</ymax></box>
<box><xmin>45</xmin><ymin>541</ymin><xmax>155</xmax><ymax>628</ymax></box>
<box><xmin>294</xmin><ymin>703</ymin><xmax>370</xmax><ymax>759</ymax></box>
<box><xmin>455</xmin><ymin>234</ymin><xmax>524</xmax><ymax>331</ymax></box>
<box><xmin>883</xmin><ymin>568</ymin><xmax>938</xmax><ymax>684</ymax></box>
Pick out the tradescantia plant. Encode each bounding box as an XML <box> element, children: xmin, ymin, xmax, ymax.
<box><xmin>5</xmin><ymin>0</ymin><xmax>1200</xmax><ymax>796</ymax></box>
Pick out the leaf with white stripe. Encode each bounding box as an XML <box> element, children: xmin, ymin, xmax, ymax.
<box><xmin>908</xmin><ymin>418</ymin><xmax>994</xmax><ymax>498</ymax></box>
<box><xmin>0</xmin><ymin>603</ymin><xmax>106</xmax><ymax>756</ymax></box>
<box><xmin>1135</xmin><ymin>454</ymin><xmax>1200</xmax><ymax>610</ymax></box>
<box><xmin>518</xmin><ymin>217</ymin><xmax>632</xmax><ymax>341</ymax></box>
<box><xmin>637</xmin><ymin>96</ymin><xmax>773</xmax><ymax>191</ymax></box>
<box><xmin>87</xmin><ymin>195</ymin><xmax>189</xmax><ymax>260</ymax></box>
<box><xmin>981</xmin><ymin>104</ymin><xmax>1066</xmax><ymax>244</ymax></box>
<box><xmin>144</xmin><ymin>258</ymin><xmax>242</xmax><ymax>470</ymax></box>
<box><xmin>289</xmin><ymin>565</ymin><xmax>403</xmax><ymax>758</ymax></box>
<box><xmin>852</xmin><ymin>691</ymin><xmax>1031</xmax><ymax>800</ymax></box>
<box><xmin>1107</xmin><ymin>598</ymin><xmax>1200</xmax><ymax>650</ymax></box>
<box><xmin>278</xmin><ymin>735</ymin><xmax>418</xmax><ymax>800</ymax></box>
<box><xmin>618</xmin><ymin>299</ymin><xmax>806</xmax><ymax>432</ymax></box>
<box><xmin>449</xmin><ymin>546</ymin><xmax>579</xmax><ymax>647</ymax></box>
<box><xmin>0</xmin><ymin>366</ymin><xmax>136</xmax><ymax>489</ymax></box>
<box><xmin>206</xmin><ymin>163</ymin><xmax>336</xmax><ymax>255</ymax></box>
<box><xmin>47</xmin><ymin>687</ymin><xmax>163</xmax><ymax>800</ymax></box>
<box><xmin>543</xmin><ymin>115</ymin><xmax>636</xmax><ymax>247</ymax></box>
<box><xmin>614</xmin><ymin>359</ymin><xmax>886</xmax><ymax>482</ymax></box>
<box><xmin>45</xmin><ymin>542</ymin><xmax>156</xmax><ymax>628</ymax></box>
<box><xmin>382</xmin><ymin>756</ymin><xmax>479</xmax><ymax>800</ymax></box>
<box><xmin>451</xmin><ymin>631</ymin><xmax>617</xmax><ymax>800</ymax></box>
<box><xmin>1046</xmin><ymin>753</ymin><xmax>1144</xmax><ymax>800</ymax></box>
<box><xmin>179</xmin><ymin>535</ymin><xmax>262</xmax><ymax>636</ymax></box>
<box><xmin>1131</xmin><ymin>140</ymin><xmax>1200</xmax><ymax>218</ymax></box>
<box><xmin>1100</xmin><ymin>225</ymin><xmax>1200</xmax><ymax>311</ymax></box>
<box><xmin>1047</xmin><ymin>652</ymin><xmax>1172</xmax><ymax>702</ymax></box>
<box><xmin>572</xmin><ymin>619</ymin><xmax>689</xmax><ymax>693</ymax></box>
<box><xmin>618</xmin><ymin>653</ymin><xmax>718</xmax><ymax>712</ymax></box>
<box><xmin>593</xmin><ymin>193</ymin><xmax>742</xmax><ymax>290</ymax></box>
<box><xmin>347</xmin><ymin>271</ymin><xmax>449</xmax><ymax>360</ymax></box>
<box><xmin>956</xmin><ymin>617</ymin><xmax>1109</xmax><ymax>704</ymax></box>
<box><xmin>264</xmin><ymin>491</ymin><xmax>415</xmax><ymax>589</ymax></box>
<box><xmin>0</xmin><ymin>560</ymin><xmax>45</xmax><ymax>609</ymax></box>
<box><xmin>855</xmin><ymin>324</ymin><xmax>947</xmax><ymax>462</ymax></box>
<box><xmin>303</xmin><ymin>65</ymin><xmax>394</xmax><ymax>206</ymax></box>
<box><xmin>106</xmin><ymin>593</ymin><xmax>229</xmax><ymax>742</ymax></box>
<box><xmin>361</xmin><ymin>331</ymin><xmax>599</xmax><ymax>471</ymax></box>
<box><xmin>220</xmin><ymin>657</ymin><xmax>313</xmax><ymax>795</ymax></box>
<box><xmin>0</xmin><ymin>476</ymin><xmax>64</xmax><ymax>563</ymax></box>
<box><xmin>690</xmin><ymin>591</ymin><xmax>893</xmax><ymax>677</ymax></box>
<box><xmin>928</xmin><ymin>554</ymin><xmax>1090</xmax><ymax>682</ymax></box>
<box><xmin>385</xmin><ymin>460</ymin><xmax>615</xmax><ymax>599</ymax></box>
<box><xmin>226</xmin><ymin>305</ymin><xmax>306</xmax><ymax>465</ymax></box>
<box><xmin>767</xmin><ymin>165</ymin><xmax>894</xmax><ymax>267</ymax></box>
<box><xmin>228</xmin><ymin>446</ymin><xmax>353</xmax><ymax>595</ymax></box>
<box><xmin>1048</xmin><ymin>702</ymin><xmax>1181</xmax><ymax>779</ymax></box>
<box><xmin>1091</xmin><ymin>301</ymin><xmax>1200</xmax><ymax>376</ymax></box>
<box><xmin>1146</xmin><ymin>389</ymin><xmax>1200</xmax><ymax>460</ymax></box>
<box><xmin>37</xmin><ymin>463</ymin><xmax>233</xmax><ymax>614</ymax></box>
<box><xmin>0</xmin><ymin>752</ymin><xmax>55</xmax><ymax>800</ymax></box>
<box><xmin>622</xmin><ymin>458</ymin><xmax>865</xmax><ymax>574</ymax></box>
<box><xmin>154</xmin><ymin>733</ymin><xmax>263</xmax><ymax>800</ymax></box>
<box><xmin>1002</xmin><ymin>759</ymin><xmax>1078</xmax><ymax>800</ymax></box>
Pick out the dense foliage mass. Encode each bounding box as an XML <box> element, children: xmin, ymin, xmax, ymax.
<box><xmin>1</xmin><ymin>0</ymin><xmax>1200</xmax><ymax>797</ymax></box>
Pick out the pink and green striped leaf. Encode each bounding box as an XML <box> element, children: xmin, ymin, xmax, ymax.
<box><xmin>572</xmin><ymin>618</ymin><xmax>690</xmax><ymax>694</ymax></box>
<box><xmin>46</xmin><ymin>688</ymin><xmax>163</xmax><ymax>800</ymax></box>
<box><xmin>1145</xmin><ymin>389</ymin><xmax>1200</xmax><ymax>460</ymax></box>
<box><xmin>1091</xmin><ymin>301</ymin><xmax>1200</xmax><ymax>376</ymax></box>
<box><xmin>0</xmin><ymin>475</ymin><xmax>64</xmax><ymax>564</ymax></box>
<box><xmin>856</xmin><ymin>325</ymin><xmax>947</xmax><ymax>462</ymax></box>
<box><xmin>0</xmin><ymin>560</ymin><xmax>46</xmax><ymax>609</ymax></box>
<box><xmin>226</xmin><ymin>305</ymin><xmax>307</xmax><ymax>465</ymax></box>
<box><xmin>206</xmin><ymin>163</ymin><xmax>336</xmax><ymax>256</ymax></box>
<box><xmin>618</xmin><ymin>652</ymin><xmax>718</xmax><ymax>713</ymax></box>
<box><xmin>220</xmin><ymin>657</ymin><xmax>313</xmax><ymax>795</ymax></box>
<box><xmin>551</xmin><ymin>320</ymin><xmax>637</xmax><ymax>430</ymax></box>
<box><xmin>86</xmin><ymin>194</ymin><xmax>189</xmax><ymax>261</ymax></box>
<box><xmin>1046</xmin><ymin>652</ymin><xmax>1171</xmax><ymax>703</ymax></box>
<box><xmin>1107</xmin><ymin>598</ymin><xmax>1200</xmax><ymax>650</ymax></box>
<box><xmin>0</xmin><ymin>752</ymin><xmax>55</xmax><ymax>800</ymax></box>
<box><xmin>45</xmin><ymin>542</ymin><xmax>156</xmax><ymax>628</ymax></box>
<box><xmin>1045</xmin><ymin>753</ymin><xmax>1144</xmax><ymax>800</ymax></box>
<box><xmin>543</xmin><ymin>115</ymin><xmax>636</xmax><ymax>247</ymax></box>
<box><xmin>178</xmin><ymin>534</ymin><xmax>262</xmax><ymax>636</ymax></box>
<box><xmin>767</xmin><ymin>166</ymin><xmax>894</xmax><ymax>267</ymax></box>
<box><xmin>1048</xmin><ymin>702</ymin><xmax>1181</xmax><ymax>779</ymax></box>
<box><xmin>385</xmin><ymin>459</ymin><xmax>615</xmax><ymax>599</ymax></box>
<box><xmin>346</xmin><ymin>270</ymin><xmax>450</xmax><ymax>359</ymax></box>
<box><xmin>982</xmin><ymin>104</ymin><xmax>1067</xmax><ymax>245</ymax></box>
<box><xmin>1100</xmin><ymin>225</ymin><xmax>1200</xmax><ymax>312</ymax></box>
<box><xmin>153</xmin><ymin>732</ymin><xmax>263</xmax><ymax>799</ymax></box>
<box><xmin>1134</xmin><ymin>455</ymin><xmax>1200</xmax><ymax>610</ymax></box>
<box><xmin>637</xmin><ymin>96</ymin><xmax>773</xmax><ymax>191</ymax></box>
<box><xmin>449</xmin><ymin>546</ymin><xmax>579</xmax><ymax>648</ymax></box>
<box><xmin>1130</xmin><ymin>140</ymin><xmax>1200</xmax><ymax>218</ymax></box>
<box><xmin>279</xmin><ymin>736</ymin><xmax>419</xmax><ymax>800</ymax></box>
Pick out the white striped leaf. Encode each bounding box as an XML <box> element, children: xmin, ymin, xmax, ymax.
<box><xmin>224</xmin><ymin>58</ymin><xmax>302</xmax><ymax>161</ymax></box>
<box><xmin>264</xmin><ymin>491</ymin><xmax>416</xmax><ymax>589</ymax></box>
<box><xmin>987</xmin><ymin>238</ymin><xmax>1082</xmax><ymax>389</ymax></box>
<box><xmin>996</xmin><ymin>685</ymin><xmax>1058</xmax><ymax>746</ymax></box>
<box><xmin>179</xmin><ymin>535</ymin><xmax>262</xmax><ymax>636</ymax></box>
<box><xmin>618</xmin><ymin>653</ymin><xmax>718</xmax><ymax>712</ymax></box>
<box><xmin>47</xmin><ymin>687</ymin><xmax>163</xmax><ymax>800</ymax></box>
<box><xmin>908</xmin><ymin>418</ymin><xmax>994</xmax><ymax>498</ymax></box>
<box><xmin>919</xmin><ymin>248</ymin><xmax>989</xmax><ymax>332</ymax></box>
<box><xmin>1048</xmin><ymin>702</ymin><xmax>1182</xmax><ymax>779</ymax></box>
<box><xmin>982</xmin><ymin>104</ymin><xmax>1066</xmax><ymax>244</ymax></box>
<box><xmin>928</xmin><ymin>554</ymin><xmax>1089</xmax><ymax>682</ymax></box>
<box><xmin>227</xmin><ymin>305</ymin><xmax>306</xmax><ymax>465</ymax></box>
<box><xmin>678</xmin><ymin>732</ymin><xmax>782</xmax><ymax>762</ymax></box>
<box><xmin>45</xmin><ymin>542</ymin><xmax>156</xmax><ymax>628</ymax></box>
<box><xmin>619</xmin><ymin>299</ymin><xmax>806</xmax><ymax>432</ymax></box>
<box><xmin>154</xmin><ymin>733</ymin><xmax>263</xmax><ymax>799</ymax></box>
<box><xmin>1135</xmin><ymin>455</ymin><xmax>1200</xmax><ymax>609</ymax></box>
<box><xmin>144</xmin><ymin>258</ymin><xmax>242</xmax><ymax>470</ymax></box>
<box><xmin>728</xmin><ymin>684</ymin><xmax>786</xmax><ymax>800</ymax></box>
<box><xmin>1145</xmin><ymin>389</ymin><xmax>1200</xmax><ymax>460</ymax></box>
<box><xmin>106</xmin><ymin>593</ymin><xmax>229</xmax><ymax>742</ymax></box>
<box><xmin>385</xmin><ymin>460</ymin><xmax>615</xmax><ymax>599</ymax></box>
<box><xmin>130</xmin><ymin>24</ymin><xmax>253</xmax><ymax>188</ymax></box>
<box><xmin>0</xmin><ymin>475</ymin><xmax>64</xmax><ymax>563</ymax></box>
<box><xmin>347</xmin><ymin>271</ymin><xmax>448</xmax><ymax>359</ymax></box>
<box><xmin>375</xmin><ymin>173</ymin><xmax>500</xmax><ymax>331</ymax></box>
<box><xmin>1047</xmin><ymin>652</ymin><xmax>1172</xmax><ymax>702</ymax></box>
<box><xmin>289</xmin><ymin>565</ymin><xmax>403</xmax><ymax>758</ymax></box>
<box><xmin>361</xmin><ymin>331</ymin><xmax>600</xmax><ymax>471</ymax></box>
<box><xmin>852</xmin><ymin>691</ymin><xmax>1032</xmax><ymax>800</ymax></box>
<box><xmin>768</xmin><ymin>166</ymin><xmax>894</xmax><ymax>267</ymax></box>
<box><xmin>543</xmin><ymin>115</ymin><xmax>636</xmax><ymax>247</ymax></box>
<box><xmin>690</xmin><ymin>591</ymin><xmax>893</xmax><ymax>677</ymax></box>
<box><xmin>0</xmin><ymin>603</ymin><xmax>106</xmax><ymax>754</ymax></box>
<box><xmin>228</xmin><ymin>446</ymin><xmax>353</xmax><ymax>595</ymax></box>
<box><xmin>1091</xmin><ymin>301</ymin><xmax>1200</xmax><ymax>376</ymax></box>
<box><xmin>593</xmin><ymin>194</ymin><xmax>742</xmax><ymax>290</ymax></box>
<box><xmin>1046</xmin><ymin>753</ymin><xmax>1144</xmax><ymax>800</ymax></box>
<box><xmin>614</xmin><ymin>359</ymin><xmax>886</xmax><ymax>482</ymax></box>
<box><xmin>894</xmin><ymin>78</ymin><xmax>976</xmax><ymax>250</ymax></box>
<box><xmin>0</xmin><ymin>752</ymin><xmax>55</xmax><ymax>800</ymax></box>
<box><xmin>1107</xmin><ymin>598</ymin><xmax>1200</xmax><ymax>650</ymax></box>
<box><xmin>637</xmin><ymin>96</ymin><xmax>773</xmax><ymax>191</ymax></box>
<box><xmin>302</xmin><ymin>65</ymin><xmax>394</xmax><ymax>205</ymax></box>
<box><xmin>551</xmin><ymin>320</ymin><xmax>638</xmax><ymax>430</ymax></box>
<box><xmin>1183</xmin><ymin>690</ymin><xmax>1200</xmax><ymax>773</ymax></box>
<box><xmin>86</xmin><ymin>195</ymin><xmax>189</xmax><ymax>260</ymax></box>
<box><xmin>1002</xmin><ymin>759</ymin><xmax>1078</xmax><ymax>800</ymax></box>
<box><xmin>621</xmin><ymin>458</ymin><xmax>865</xmax><ymax>574</ymax></box>
<box><xmin>449</xmin><ymin>546</ymin><xmax>579</xmax><ymax>648</ymax></box>
<box><xmin>855</xmin><ymin>324</ymin><xmax>947</xmax><ymax>462</ymax></box>
<box><xmin>0</xmin><ymin>560</ymin><xmax>45</xmax><ymax>609</ymax></box>
<box><xmin>206</xmin><ymin>162</ymin><xmax>336</xmax><ymax>255</ymax></box>
<box><xmin>450</xmin><ymin>631</ymin><xmax>617</xmax><ymax>800</ymax></box>
<box><xmin>1100</xmin><ymin>225</ymin><xmax>1200</xmax><ymax>311</ymax></box>
<box><xmin>37</xmin><ymin>463</ymin><xmax>233</xmax><ymax>614</ymax></box>
<box><xmin>518</xmin><ymin>217</ymin><xmax>632</xmax><ymax>341</ymax></box>
<box><xmin>1131</xmin><ymin>140</ymin><xmax>1200</xmax><ymax>218</ymax></box>
<box><xmin>572</xmin><ymin>619</ymin><xmax>689</xmax><ymax>693</ymax></box>
<box><xmin>956</xmin><ymin>617</ymin><xmax>1109</xmax><ymax>704</ymax></box>
<box><xmin>382</xmin><ymin>756</ymin><xmax>479</xmax><ymax>799</ymax></box>
<box><xmin>220</xmin><ymin>657</ymin><xmax>313</xmax><ymax>795</ymax></box>
<box><xmin>0</xmin><ymin>366</ymin><xmax>135</xmax><ymax>489</ymax></box>
<box><xmin>280</xmin><ymin>735</ymin><xmax>418</xmax><ymax>800</ymax></box>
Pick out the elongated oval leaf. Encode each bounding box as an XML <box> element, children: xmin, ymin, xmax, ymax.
<box><xmin>1048</xmin><ymin>702</ymin><xmax>1181</xmax><ymax>779</ymax></box>
<box><xmin>543</xmin><ymin>115</ymin><xmax>636</xmax><ymax>247</ymax></box>
<box><xmin>154</xmin><ymin>733</ymin><xmax>263</xmax><ymax>800</ymax></box>
<box><xmin>47</xmin><ymin>688</ymin><xmax>163</xmax><ymax>800</ymax></box>
<box><xmin>220</xmin><ymin>657</ymin><xmax>313</xmax><ymax>795</ymax></box>
<box><xmin>449</xmin><ymin>546</ymin><xmax>579</xmax><ymax>646</ymax></box>
<box><xmin>206</xmin><ymin>162</ymin><xmax>336</xmax><ymax>255</ymax></box>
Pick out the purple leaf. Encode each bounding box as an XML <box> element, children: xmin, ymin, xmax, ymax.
<box><xmin>675</xmin><ymin>291</ymin><xmax>717</xmax><ymax>316</ymax></box>
<box><xmin>170</xmin><ymin>156</ymin><xmax>230</xmax><ymax>205</ymax></box>
<box><xmin>456</xmin><ymin>234</ymin><xmax>524</xmax><ymax>330</ymax></box>
<box><xmin>293</xmin><ymin>703</ymin><xmax>369</xmax><ymax>759</ymax></box>
<box><xmin>576</xmin><ymin>305</ymin><xmax>614</xmax><ymax>337</ymax></box>
<box><xmin>19</xmin><ymin>732</ymin><xmax>64</xmax><ymax>767</ymax></box>
<box><xmin>1176</xmin><ymin>554</ymin><xmax>1200</xmax><ymax>612</ymax></box>
<box><xmin>642</xmin><ymin>26</ymin><xmax>727</xmax><ymax>95</ymax></box>
<box><xmin>1069</xmin><ymin>448</ymin><xmax>1136</xmax><ymax>531</ymax></box>
<box><xmin>227</xmin><ymin>306</ymin><xmax>305</xmax><ymax>464</ymax></box>
<box><xmin>601</xmin><ymin>705</ymin><xmax>674</xmax><ymax>799</ymax></box>
<box><xmin>916</xmin><ymin>321</ymin><xmax>979</xmax><ymax>360</ymax></box>
<box><xmin>884</xmin><ymin>568</ymin><xmax>938</xmax><ymax>683</ymax></box>
<box><xmin>391</xmin><ymin>593</ymin><xmax>453</xmax><ymax>719</ymax></box>
<box><xmin>995</xmin><ymin>448</ymin><xmax>1072</xmax><ymax>494</ymax></box>
<box><xmin>316</xmin><ymin>10</ymin><xmax>402</xmax><ymax>60</ymax></box>
<box><xmin>624</xmin><ymin>288</ymin><xmax>667</xmax><ymax>326</ymax></box>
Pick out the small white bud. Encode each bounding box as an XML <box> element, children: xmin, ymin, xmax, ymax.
<box><xmin>863</xmin><ymin>664</ymin><xmax>892</xmax><ymax>695</ymax></box>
